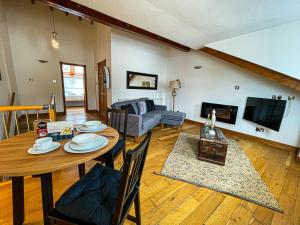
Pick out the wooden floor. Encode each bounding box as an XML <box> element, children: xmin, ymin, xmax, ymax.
<box><xmin>0</xmin><ymin>112</ymin><xmax>300</xmax><ymax>225</ymax></box>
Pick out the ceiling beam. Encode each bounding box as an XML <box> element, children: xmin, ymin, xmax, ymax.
<box><xmin>37</xmin><ymin>0</ymin><xmax>191</xmax><ymax>52</ymax></box>
<box><xmin>200</xmin><ymin>47</ymin><xmax>300</xmax><ymax>92</ymax></box>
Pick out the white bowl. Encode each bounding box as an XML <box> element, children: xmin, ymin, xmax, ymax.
<box><xmin>72</xmin><ymin>133</ymin><xmax>98</xmax><ymax>146</ymax></box>
<box><xmin>84</xmin><ymin>121</ymin><xmax>102</xmax><ymax>129</ymax></box>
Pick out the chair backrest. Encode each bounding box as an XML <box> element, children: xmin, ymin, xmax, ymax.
<box><xmin>106</xmin><ymin>108</ymin><xmax>128</xmax><ymax>140</ymax></box>
<box><xmin>112</xmin><ymin>131</ymin><xmax>152</xmax><ymax>225</ymax></box>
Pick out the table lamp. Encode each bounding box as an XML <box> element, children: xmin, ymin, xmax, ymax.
<box><xmin>169</xmin><ymin>79</ymin><xmax>181</xmax><ymax>111</ymax></box>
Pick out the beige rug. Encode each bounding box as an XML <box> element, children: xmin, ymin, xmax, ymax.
<box><xmin>158</xmin><ymin>133</ymin><xmax>282</xmax><ymax>212</ymax></box>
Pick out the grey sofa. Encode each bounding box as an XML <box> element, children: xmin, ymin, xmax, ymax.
<box><xmin>111</xmin><ymin>98</ymin><xmax>186</xmax><ymax>139</ymax></box>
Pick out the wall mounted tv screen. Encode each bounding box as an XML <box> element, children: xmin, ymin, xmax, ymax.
<box><xmin>243</xmin><ymin>97</ymin><xmax>287</xmax><ymax>132</ymax></box>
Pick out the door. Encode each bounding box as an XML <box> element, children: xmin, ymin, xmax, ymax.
<box><xmin>97</xmin><ymin>60</ymin><xmax>107</xmax><ymax>121</ymax></box>
<box><xmin>60</xmin><ymin>62</ymin><xmax>88</xmax><ymax>114</ymax></box>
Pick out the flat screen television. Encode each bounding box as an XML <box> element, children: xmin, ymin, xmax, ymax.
<box><xmin>243</xmin><ymin>97</ymin><xmax>287</xmax><ymax>131</ymax></box>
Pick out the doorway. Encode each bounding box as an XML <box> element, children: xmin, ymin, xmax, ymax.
<box><xmin>60</xmin><ymin>62</ymin><xmax>88</xmax><ymax>114</ymax></box>
<box><xmin>97</xmin><ymin>60</ymin><xmax>107</xmax><ymax>121</ymax></box>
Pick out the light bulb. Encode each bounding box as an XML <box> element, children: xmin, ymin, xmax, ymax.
<box><xmin>51</xmin><ymin>31</ymin><xmax>59</xmax><ymax>49</ymax></box>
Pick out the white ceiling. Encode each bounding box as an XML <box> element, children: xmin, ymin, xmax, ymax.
<box><xmin>72</xmin><ymin>0</ymin><xmax>300</xmax><ymax>49</ymax></box>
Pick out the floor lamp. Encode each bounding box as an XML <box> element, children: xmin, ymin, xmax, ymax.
<box><xmin>169</xmin><ymin>80</ymin><xmax>181</xmax><ymax>112</ymax></box>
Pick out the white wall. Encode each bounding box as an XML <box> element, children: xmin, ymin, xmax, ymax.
<box><xmin>3</xmin><ymin>0</ymin><xmax>97</xmax><ymax>112</ymax></box>
<box><xmin>206</xmin><ymin>20</ymin><xmax>300</xmax><ymax>80</ymax></box>
<box><xmin>0</xmin><ymin>0</ymin><xmax>19</xmax><ymax>139</ymax></box>
<box><xmin>93</xmin><ymin>23</ymin><xmax>112</xmax><ymax>107</ymax></box>
<box><xmin>111</xmin><ymin>29</ymin><xmax>169</xmax><ymax>104</ymax></box>
<box><xmin>166</xmin><ymin>50</ymin><xmax>300</xmax><ymax>147</ymax></box>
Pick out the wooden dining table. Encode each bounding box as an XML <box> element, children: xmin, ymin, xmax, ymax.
<box><xmin>0</xmin><ymin>126</ymin><xmax>119</xmax><ymax>225</ymax></box>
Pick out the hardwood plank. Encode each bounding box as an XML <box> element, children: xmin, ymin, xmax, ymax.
<box><xmin>159</xmin><ymin>197</ymin><xmax>199</xmax><ymax>225</ymax></box>
<box><xmin>204</xmin><ymin>196</ymin><xmax>241</xmax><ymax>225</ymax></box>
<box><xmin>180</xmin><ymin>191</ymin><xmax>226</xmax><ymax>225</ymax></box>
<box><xmin>158</xmin><ymin>132</ymin><xmax>179</xmax><ymax>141</ymax></box>
<box><xmin>226</xmin><ymin>201</ymin><xmax>257</xmax><ymax>225</ymax></box>
<box><xmin>142</xmin><ymin>185</ymin><xmax>199</xmax><ymax>225</ymax></box>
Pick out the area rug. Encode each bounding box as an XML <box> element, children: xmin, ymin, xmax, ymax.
<box><xmin>158</xmin><ymin>133</ymin><xmax>282</xmax><ymax>212</ymax></box>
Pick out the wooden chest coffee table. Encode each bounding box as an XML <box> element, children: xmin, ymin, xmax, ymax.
<box><xmin>198</xmin><ymin>126</ymin><xmax>228</xmax><ymax>166</ymax></box>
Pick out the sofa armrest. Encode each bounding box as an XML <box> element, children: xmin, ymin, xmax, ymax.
<box><xmin>155</xmin><ymin>104</ymin><xmax>167</xmax><ymax>111</ymax></box>
<box><xmin>126</xmin><ymin>114</ymin><xmax>143</xmax><ymax>137</ymax></box>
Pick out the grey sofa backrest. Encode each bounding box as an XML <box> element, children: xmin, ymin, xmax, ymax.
<box><xmin>111</xmin><ymin>98</ymin><xmax>149</xmax><ymax>114</ymax></box>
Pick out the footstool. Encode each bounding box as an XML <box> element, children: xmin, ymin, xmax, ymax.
<box><xmin>160</xmin><ymin>111</ymin><xmax>186</xmax><ymax>129</ymax></box>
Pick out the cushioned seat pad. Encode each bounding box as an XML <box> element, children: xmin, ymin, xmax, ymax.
<box><xmin>142</xmin><ymin>114</ymin><xmax>161</xmax><ymax>130</ymax></box>
<box><xmin>110</xmin><ymin>138</ymin><xmax>125</xmax><ymax>157</ymax></box>
<box><xmin>161</xmin><ymin>111</ymin><xmax>186</xmax><ymax>120</ymax></box>
<box><xmin>55</xmin><ymin>164</ymin><xmax>122</xmax><ymax>225</ymax></box>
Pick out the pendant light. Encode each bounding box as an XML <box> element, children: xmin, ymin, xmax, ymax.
<box><xmin>50</xmin><ymin>10</ymin><xmax>59</xmax><ymax>49</ymax></box>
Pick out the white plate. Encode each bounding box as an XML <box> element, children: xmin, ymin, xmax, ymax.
<box><xmin>77</xmin><ymin>124</ymin><xmax>107</xmax><ymax>133</ymax></box>
<box><xmin>84</xmin><ymin>121</ymin><xmax>102</xmax><ymax>128</ymax></box>
<box><xmin>64</xmin><ymin>137</ymin><xmax>108</xmax><ymax>154</ymax></box>
<box><xmin>72</xmin><ymin>133</ymin><xmax>98</xmax><ymax>146</ymax></box>
<box><xmin>28</xmin><ymin>142</ymin><xmax>61</xmax><ymax>155</ymax></box>
<box><xmin>69</xmin><ymin>136</ymin><xmax>105</xmax><ymax>151</ymax></box>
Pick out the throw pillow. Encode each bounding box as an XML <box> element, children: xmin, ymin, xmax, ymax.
<box><xmin>137</xmin><ymin>101</ymin><xmax>147</xmax><ymax>115</ymax></box>
<box><xmin>145</xmin><ymin>99</ymin><xmax>155</xmax><ymax>112</ymax></box>
<box><xmin>120</xmin><ymin>104</ymin><xmax>136</xmax><ymax>114</ymax></box>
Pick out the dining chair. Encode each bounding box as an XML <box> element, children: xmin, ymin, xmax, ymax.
<box><xmin>78</xmin><ymin>108</ymin><xmax>128</xmax><ymax>177</ymax></box>
<box><xmin>48</xmin><ymin>131</ymin><xmax>152</xmax><ymax>225</ymax></box>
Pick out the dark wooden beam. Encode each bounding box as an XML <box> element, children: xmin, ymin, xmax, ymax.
<box><xmin>200</xmin><ymin>47</ymin><xmax>300</xmax><ymax>92</ymax></box>
<box><xmin>38</xmin><ymin>0</ymin><xmax>191</xmax><ymax>52</ymax></box>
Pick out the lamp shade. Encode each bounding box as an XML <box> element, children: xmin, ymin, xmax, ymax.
<box><xmin>169</xmin><ymin>80</ymin><xmax>181</xmax><ymax>89</ymax></box>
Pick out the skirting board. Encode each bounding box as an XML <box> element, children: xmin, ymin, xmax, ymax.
<box><xmin>185</xmin><ymin>119</ymin><xmax>297</xmax><ymax>152</ymax></box>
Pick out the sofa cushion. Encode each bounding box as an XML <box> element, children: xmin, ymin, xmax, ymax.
<box><xmin>120</xmin><ymin>104</ymin><xmax>136</xmax><ymax>114</ymax></box>
<box><xmin>161</xmin><ymin>111</ymin><xmax>186</xmax><ymax>121</ymax></box>
<box><xmin>55</xmin><ymin>164</ymin><xmax>121</xmax><ymax>225</ymax></box>
<box><xmin>143</xmin><ymin>111</ymin><xmax>162</xmax><ymax>120</ymax></box>
<box><xmin>137</xmin><ymin>101</ymin><xmax>147</xmax><ymax>115</ymax></box>
<box><xmin>145</xmin><ymin>100</ymin><xmax>155</xmax><ymax>112</ymax></box>
<box><xmin>111</xmin><ymin>98</ymin><xmax>148</xmax><ymax>115</ymax></box>
<box><xmin>142</xmin><ymin>114</ymin><xmax>161</xmax><ymax>130</ymax></box>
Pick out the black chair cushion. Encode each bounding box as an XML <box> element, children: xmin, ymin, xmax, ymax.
<box><xmin>110</xmin><ymin>138</ymin><xmax>125</xmax><ymax>157</ymax></box>
<box><xmin>55</xmin><ymin>164</ymin><xmax>122</xmax><ymax>225</ymax></box>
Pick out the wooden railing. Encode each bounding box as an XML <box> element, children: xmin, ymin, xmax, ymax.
<box><xmin>0</xmin><ymin>94</ymin><xmax>56</xmax><ymax>139</ymax></box>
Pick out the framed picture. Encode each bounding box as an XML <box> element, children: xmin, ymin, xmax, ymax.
<box><xmin>126</xmin><ymin>71</ymin><xmax>158</xmax><ymax>90</ymax></box>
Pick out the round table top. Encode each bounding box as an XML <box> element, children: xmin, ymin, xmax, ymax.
<box><xmin>0</xmin><ymin>127</ymin><xmax>119</xmax><ymax>176</ymax></box>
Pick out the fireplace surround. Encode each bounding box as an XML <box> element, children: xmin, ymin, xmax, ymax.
<box><xmin>201</xmin><ymin>102</ymin><xmax>238</xmax><ymax>124</ymax></box>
